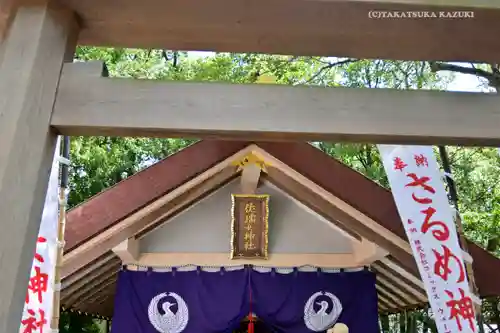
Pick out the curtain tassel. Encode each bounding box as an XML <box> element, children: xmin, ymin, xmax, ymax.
<box><xmin>248</xmin><ymin>272</ymin><xmax>254</xmax><ymax>333</ymax></box>
<box><xmin>248</xmin><ymin>313</ymin><xmax>254</xmax><ymax>333</ymax></box>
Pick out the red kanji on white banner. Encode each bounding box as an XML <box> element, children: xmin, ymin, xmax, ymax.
<box><xmin>378</xmin><ymin>145</ymin><xmax>477</xmax><ymax>333</ymax></box>
<box><xmin>20</xmin><ymin>138</ymin><xmax>60</xmax><ymax>333</ymax></box>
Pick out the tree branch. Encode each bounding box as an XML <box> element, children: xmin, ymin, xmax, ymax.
<box><xmin>430</xmin><ymin>61</ymin><xmax>492</xmax><ymax>78</ymax></box>
<box><xmin>394</xmin><ymin>61</ymin><xmax>410</xmax><ymax>89</ymax></box>
<box><xmin>299</xmin><ymin>58</ymin><xmax>359</xmax><ymax>84</ymax></box>
<box><xmin>429</xmin><ymin>61</ymin><xmax>500</xmax><ymax>90</ymax></box>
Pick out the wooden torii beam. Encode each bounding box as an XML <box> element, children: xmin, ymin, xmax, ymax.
<box><xmin>52</xmin><ymin>61</ymin><xmax>500</xmax><ymax>146</ymax></box>
<box><xmin>74</xmin><ymin>0</ymin><xmax>500</xmax><ymax>62</ymax></box>
<box><xmin>369</xmin><ymin>0</ymin><xmax>498</xmax><ymax>6</ymax></box>
<box><xmin>2</xmin><ymin>0</ymin><xmax>500</xmax><ymax>63</ymax></box>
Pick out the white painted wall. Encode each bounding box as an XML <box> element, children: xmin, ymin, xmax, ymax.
<box><xmin>140</xmin><ymin>180</ymin><xmax>353</xmax><ymax>254</ymax></box>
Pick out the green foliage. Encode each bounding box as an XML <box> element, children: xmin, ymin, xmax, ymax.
<box><xmin>450</xmin><ymin>147</ymin><xmax>500</xmax><ymax>252</ymax></box>
<box><xmin>59</xmin><ymin>312</ymin><xmax>102</xmax><ymax>333</ymax></box>
<box><xmin>68</xmin><ymin>136</ymin><xmax>195</xmax><ymax>208</ymax></box>
<box><xmin>313</xmin><ymin>60</ymin><xmax>450</xmax><ymax>188</ymax></box>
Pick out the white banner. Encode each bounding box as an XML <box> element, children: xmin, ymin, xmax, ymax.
<box><xmin>378</xmin><ymin>145</ymin><xmax>477</xmax><ymax>333</ymax></box>
<box><xmin>20</xmin><ymin>138</ymin><xmax>60</xmax><ymax>333</ymax></box>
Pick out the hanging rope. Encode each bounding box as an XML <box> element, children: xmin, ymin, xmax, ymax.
<box><xmin>51</xmin><ymin>136</ymin><xmax>70</xmax><ymax>332</ymax></box>
<box><xmin>248</xmin><ymin>265</ymin><xmax>254</xmax><ymax>333</ymax></box>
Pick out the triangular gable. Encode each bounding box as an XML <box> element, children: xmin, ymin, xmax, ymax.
<box><xmin>141</xmin><ymin>179</ymin><xmax>354</xmax><ymax>255</ymax></box>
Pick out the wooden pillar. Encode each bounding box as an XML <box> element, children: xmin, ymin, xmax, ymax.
<box><xmin>0</xmin><ymin>13</ymin><xmax>7</xmax><ymax>66</ymax></box>
<box><xmin>0</xmin><ymin>2</ymin><xmax>77</xmax><ymax>331</ymax></box>
<box><xmin>0</xmin><ymin>0</ymin><xmax>16</xmax><ymax>65</ymax></box>
<box><xmin>0</xmin><ymin>35</ymin><xmax>4</xmax><ymax>65</ymax></box>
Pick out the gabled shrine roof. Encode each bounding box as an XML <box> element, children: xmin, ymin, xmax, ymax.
<box><xmin>61</xmin><ymin>140</ymin><xmax>500</xmax><ymax>318</ymax></box>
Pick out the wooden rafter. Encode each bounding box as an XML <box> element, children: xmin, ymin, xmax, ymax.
<box><xmin>376</xmin><ymin>285</ymin><xmax>406</xmax><ymax>307</ymax></box>
<box><xmin>372</xmin><ymin>263</ymin><xmax>427</xmax><ymax>301</ymax></box>
<box><xmin>80</xmin><ymin>293</ymin><xmax>113</xmax><ymax>313</ymax></box>
<box><xmin>375</xmin><ymin>272</ymin><xmax>425</xmax><ymax>303</ymax></box>
<box><xmin>62</xmin><ymin>253</ymin><xmax>118</xmax><ymax>289</ymax></box>
<box><xmin>377</xmin><ymin>283</ymin><xmax>412</xmax><ymax>305</ymax></box>
<box><xmin>64</xmin><ymin>269</ymin><xmax>119</xmax><ymax>306</ymax></box>
<box><xmin>376</xmin><ymin>275</ymin><xmax>420</xmax><ymax>304</ymax></box>
<box><xmin>378</xmin><ymin>294</ymin><xmax>399</xmax><ymax>310</ymax></box>
<box><xmin>378</xmin><ymin>258</ymin><xmax>425</xmax><ymax>289</ymax></box>
<box><xmin>71</xmin><ymin>278</ymin><xmax>117</xmax><ymax>309</ymax></box>
<box><xmin>61</xmin><ymin>263</ymin><xmax>121</xmax><ymax>302</ymax></box>
<box><xmin>378</xmin><ymin>298</ymin><xmax>393</xmax><ymax>311</ymax></box>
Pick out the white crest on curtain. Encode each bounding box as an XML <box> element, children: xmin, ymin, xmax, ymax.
<box><xmin>304</xmin><ymin>291</ymin><xmax>343</xmax><ymax>331</ymax></box>
<box><xmin>148</xmin><ymin>292</ymin><xmax>189</xmax><ymax>333</ymax></box>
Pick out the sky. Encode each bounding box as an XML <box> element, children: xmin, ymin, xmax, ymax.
<box><xmin>444</xmin><ymin>63</ymin><xmax>486</xmax><ymax>93</ymax></box>
<box><xmin>447</xmin><ymin>73</ymin><xmax>481</xmax><ymax>92</ymax></box>
<box><xmin>188</xmin><ymin>51</ymin><xmax>486</xmax><ymax>93</ymax></box>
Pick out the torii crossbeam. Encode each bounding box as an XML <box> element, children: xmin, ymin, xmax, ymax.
<box><xmin>52</xmin><ymin>61</ymin><xmax>500</xmax><ymax>146</ymax></box>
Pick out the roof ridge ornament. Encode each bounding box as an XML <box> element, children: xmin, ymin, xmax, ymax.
<box><xmin>232</xmin><ymin>152</ymin><xmax>270</xmax><ymax>172</ymax></box>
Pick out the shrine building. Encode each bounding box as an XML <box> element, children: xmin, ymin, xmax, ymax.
<box><xmin>60</xmin><ymin>140</ymin><xmax>500</xmax><ymax>331</ymax></box>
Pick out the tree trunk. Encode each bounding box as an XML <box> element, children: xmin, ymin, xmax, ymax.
<box><xmin>399</xmin><ymin>312</ymin><xmax>406</xmax><ymax>333</ymax></box>
<box><xmin>380</xmin><ymin>314</ymin><xmax>390</xmax><ymax>333</ymax></box>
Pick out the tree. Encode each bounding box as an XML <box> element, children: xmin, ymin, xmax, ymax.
<box><xmin>69</xmin><ymin>136</ymin><xmax>195</xmax><ymax>207</ymax></box>
<box><xmin>59</xmin><ymin>311</ymin><xmax>102</xmax><ymax>333</ymax></box>
<box><xmin>429</xmin><ymin>62</ymin><xmax>500</xmax><ymax>92</ymax></box>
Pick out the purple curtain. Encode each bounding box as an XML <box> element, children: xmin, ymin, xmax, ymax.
<box><xmin>111</xmin><ymin>267</ymin><xmax>379</xmax><ymax>333</ymax></box>
<box><xmin>110</xmin><ymin>267</ymin><xmax>250</xmax><ymax>333</ymax></box>
<box><xmin>251</xmin><ymin>269</ymin><xmax>380</xmax><ymax>333</ymax></box>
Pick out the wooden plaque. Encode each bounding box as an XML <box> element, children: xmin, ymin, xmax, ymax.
<box><xmin>230</xmin><ymin>194</ymin><xmax>269</xmax><ymax>259</ymax></box>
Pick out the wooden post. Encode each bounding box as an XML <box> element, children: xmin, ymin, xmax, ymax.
<box><xmin>0</xmin><ymin>0</ymin><xmax>15</xmax><ymax>66</ymax></box>
<box><xmin>50</xmin><ymin>137</ymin><xmax>70</xmax><ymax>331</ymax></box>
<box><xmin>0</xmin><ymin>34</ymin><xmax>4</xmax><ymax>65</ymax></box>
<box><xmin>0</xmin><ymin>3</ymin><xmax>77</xmax><ymax>332</ymax></box>
<box><xmin>0</xmin><ymin>15</ymin><xmax>7</xmax><ymax>67</ymax></box>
